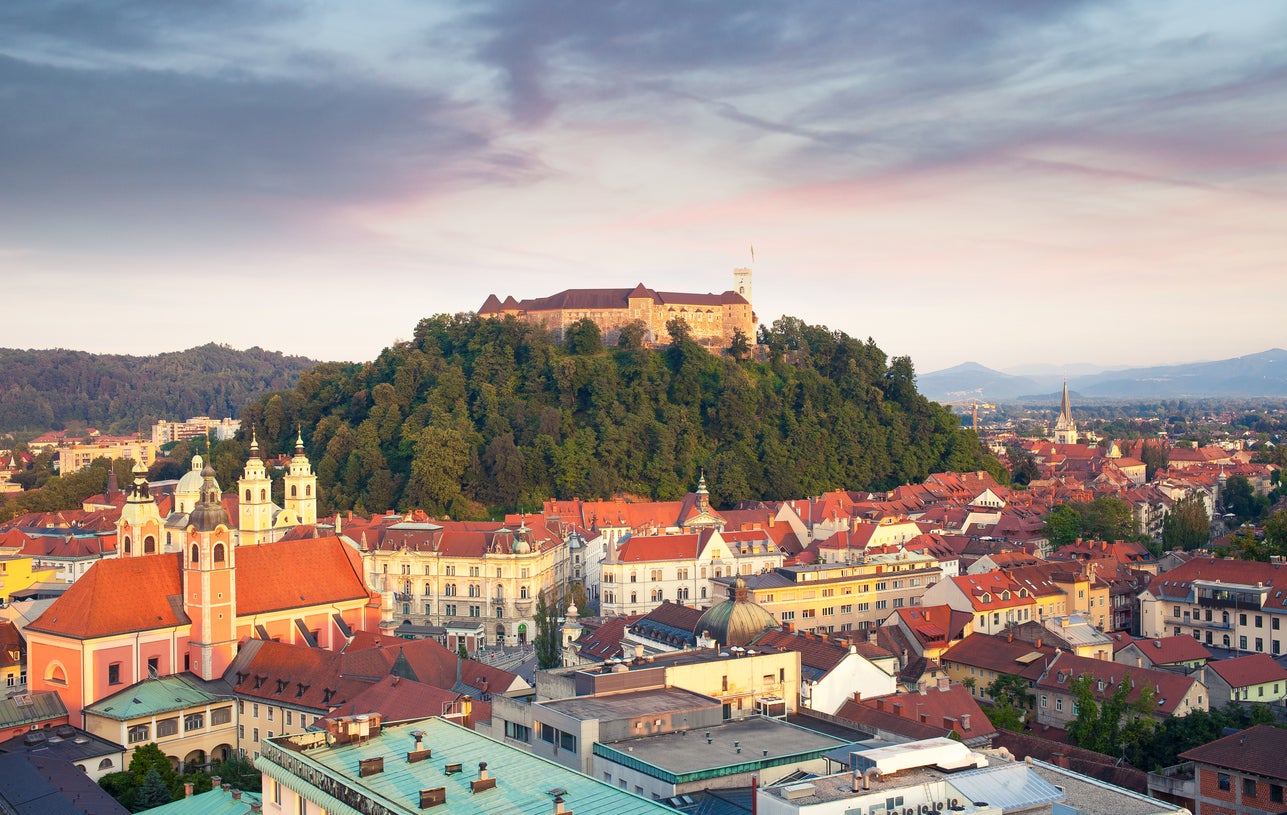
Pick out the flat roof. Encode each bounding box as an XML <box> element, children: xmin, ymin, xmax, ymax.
<box><xmin>542</xmin><ymin>687</ymin><xmax>718</xmax><ymax>721</ymax></box>
<box><xmin>594</xmin><ymin>716</ymin><xmax>844</xmax><ymax>782</ymax></box>
<box><xmin>257</xmin><ymin>717</ymin><xmax>674</xmax><ymax>815</ymax></box>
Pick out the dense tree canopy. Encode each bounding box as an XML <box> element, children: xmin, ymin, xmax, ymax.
<box><xmin>0</xmin><ymin>344</ymin><xmax>315</xmax><ymax>435</ymax></box>
<box><xmin>1043</xmin><ymin>496</ymin><xmax>1139</xmax><ymax>548</ymax></box>
<box><xmin>240</xmin><ymin>313</ymin><xmax>999</xmax><ymax>517</ymax></box>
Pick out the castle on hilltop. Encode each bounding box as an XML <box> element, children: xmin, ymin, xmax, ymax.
<box><xmin>479</xmin><ymin>268</ymin><xmax>756</xmax><ymax>348</ymax></box>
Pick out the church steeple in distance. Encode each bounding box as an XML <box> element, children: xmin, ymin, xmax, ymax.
<box><xmin>1054</xmin><ymin>378</ymin><xmax>1078</xmax><ymax>445</ymax></box>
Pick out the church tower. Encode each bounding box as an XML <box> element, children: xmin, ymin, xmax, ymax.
<box><xmin>237</xmin><ymin>429</ymin><xmax>274</xmax><ymax>545</ymax></box>
<box><xmin>184</xmin><ymin>461</ymin><xmax>237</xmax><ymax>681</ymax></box>
<box><xmin>733</xmin><ymin>267</ymin><xmax>753</xmax><ymax>305</ymax></box>
<box><xmin>282</xmin><ymin>428</ymin><xmax>317</xmax><ymax>526</ymax></box>
<box><xmin>118</xmin><ymin>460</ymin><xmax>162</xmax><ymax>557</ymax></box>
<box><xmin>1054</xmin><ymin>379</ymin><xmax>1078</xmax><ymax>445</ymax></box>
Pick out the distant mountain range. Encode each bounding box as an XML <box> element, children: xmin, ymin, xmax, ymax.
<box><xmin>920</xmin><ymin>349</ymin><xmax>1287</xmax><ymax>402</ymax></box>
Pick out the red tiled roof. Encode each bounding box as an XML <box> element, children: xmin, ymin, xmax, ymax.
<box><xmin>28</xmin><ymin>536</ymin><xmax>371</xmax><ymax>639</ymax></box>
<box><xmin>577</xmin><ymin>616</ymin><xmax>637</xmax><ymax>660</ymax></box>
<box><xmin>841</xmin><ymin>683</ymin><xmax>995</xmax><ymax>743</ymax></box>
<box><xmin>750</xmin><ymin>629</ymin><xmax>848</xmax><ymax>673</ymax></box>
<box><xmin>320</xmin><ymin>675</ymin><xmax>486</xmax><ymax>728</ymax></box>
<box><xmin>1207</xmin><ymin>653</ymin><xmax>1287</xmax><ymax>688</ymax></box>
<box><xmin>941</xmin><ymin>633</ymin><xmax>1054</xmax><ymax>680</ymax></box>
<box><xmin>1037</xmin><ymin>652</ymin><xmax>1200</xmax><ymax>716</ymax></box>
<box><xmin>615</xmin><ymin>533</ymin><xmax>701</xmax><ymax>562</ymax></box>
<box><xmin>1146</xmin><ymin>557</ymin><xmax>1287</xmax><ymax>610</ymax></box>
<box><xmin>1123</xmin><ymin>636</ymin><xmax>1211</xmax><ymax>666</ymax></box>
<box><xmin>1179</xmin><ymin>725</ymin><xmax>1287</xmax><ymax>780</ymax></box>
<box><xmin>27</xmin><ymin>553</ymin><xmax>188</xmax><ymax>639</ymax></box>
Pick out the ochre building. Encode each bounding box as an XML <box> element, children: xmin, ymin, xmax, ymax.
<box><xmin>479</xmin><ymin>268</ymin><xmax>755</xmax><ymax>348</ymax></box>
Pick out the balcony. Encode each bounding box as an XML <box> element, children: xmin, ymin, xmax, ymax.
<box><xmin>1147</xmin><ymin>762</ymin><xmax>1194</xmax><ymax>803</ymax></box>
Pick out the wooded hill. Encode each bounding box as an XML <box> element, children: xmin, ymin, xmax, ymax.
<box><xmin>0</xmin><ymin>344</ymin><xmax>317</xmax><ymax>434</ymax></box>
<box><xmin>239</xmin><ymin>314</ymin><xmax>1001</xmax><ymax>518</ymax></box>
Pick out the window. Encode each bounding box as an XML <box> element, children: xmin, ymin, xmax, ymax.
<box><xmin>253</xmin><ymin>703</ymin><xmax>260</xmax><ymax>717</ymax></box>
<box><xmin>840</xmin><ymin>604</ymin><xmax>853</xmax><ymax>614</ymax></box>
<box><xmin>1272</xmin><ymin>784</ymin><xmax>1283</xmax><ymax>803</ymax></box>
<box><xmin>1276</xmin><ymin>618</ymin><xmax>1282</xmax><ymax>631</ymax></box>
<box><xmin>1257</xmin><ymin>616</ymin><xmax>1264</xmax><ymax>628</ymax></box>
<box><xmin>108</xmin><ymin>663</ymin><xmax>121</xmax><ymax>685</ymax></box>
<box><xmin>1218</xmin><ymin>773</ymin><xmax>1231</xmax><ymax>791</ymax></box>
<box><xmin>285</xmin><ymin>710</ymin><xmax>292</xmax><ymax>726</ymax></box>
<box><xmin>239</xmin><ymin>725</ymin><xmax>245</xmax><ymax>739</ymax></box>
<box><xmin>185</xmin><ymin>712</ymin><xmax>204</xmax><ymax>730</ymax></box>
<box><xmin>1040</xmin><ymin>695</ymin><xmax>1048</xmax><ymax>708</ymax></box>
<box><xmin>1241</xmin><ymin>613</ymin><xmax>1248</xmax><ymax>626</ymax></box>
<box><xmin>559</xmin><ymin>731</ymin><xmax>577</xmax><ymax>753</ymax></box>
<box><xmin>504</xmin><ymin>721</ymin><xmax>531</xmax><ymax>742</ymax></box>
<box><xmin>253</xmin><ymin>727</ymin><xmax>260</xmax><ymax>743</ymax></box>
<box><xmin>875</xmin><ymin>600</ymin><xmax>888</xmax><ymax>610</ymax></box>
<box><xmin>1244</xmin><ymin>778</ymin><xmax>1257</xmax><ymax>797</ymax></box>
<box><xmin>1055</xmin><ymin>698</ymin><xmax>1063</xmax><ymax>712</ymax></box>
<box><xmin>147</xmin><ymin>657</ymin><xmax>159</xmax><ymax>677</ymax></box>
<box><xmin>213</xmin><ymin>707</ymin><xmax>232</xmax><ymax>725</ymax></box>
<box><xmin>781</xmin><ymin>611</ymin><xmax>795</xmax><ymax>621</ymax></box>
<box><xmin>267</xmin><ymin>707</ymin><xmax>274</xmax><ymax>721</ymax></box>
<box><xmin>540</xmin><ymin>723</ymin><xmax>556</xmax><ymax>744</ymax></box>
<box><xmin>128</xmin><ymin>725</ymin><xmax>150</xmax><ymax>744</ymax></box>
<box><xmin>157</xmin><ymin>718</ymin><xmax>179</xmax><ymax>737</ymax></box>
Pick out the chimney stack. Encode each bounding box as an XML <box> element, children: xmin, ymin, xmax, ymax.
<box><xmin>184</xmin><ymin>783</ymin><xmax>194</xmax><ymax>798</ymax></box>
<box><xmin>553</xmin><ymin>795</ymin><xmax>570</xmax><ymax>815</ymax></box>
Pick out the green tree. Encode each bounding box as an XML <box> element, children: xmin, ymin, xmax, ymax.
<box><xmin>1066</xmin><ymin>671</ymin><xmax>1155</xmax><ymax>756</ymax></box>
<box><xmin>1007</xmin><ymin>448</ymin><xmax>1040</xmax><ymax>487</ymax></box>
<box><xmin>726</xmin><ymin>328</ymin><xmax>751</xmax><ymax>361</ymax></box>
<box><xmin>1140</xmin><ymin>441</ymin><xmax>1169</xmax><ymax>481</ymax></box>
<box><xmin>1266</xmin><ymin>511</ymin><xmax>1287</xmax><ymax>551</ymax></box>
<box><xmin>1163</xmin><ymin>494</ymin><xmax>1210</xmax><ymax>550</ymax></box>
<box><xmin>212</xmin><ymin>754</ymin><xmax>262</xmax><ymax>793</ymax></box>
<box><xmin>533</xmin><ymin>587</ymin><xmax>560</xmax><ymax>669</ymax></box>
<box><xmin>1224</xmin><ymin>475</ymin><xmax>1269</xmax><ymax>523</ymax></box>
<box><xmin>565</xmin><ymin>318</ymin><xmax>603</xmax><ymax>355</ymax></box>
<box><xmin>405</xmin><ymin>425</ymin><xmax>471</xmax><ymax>514</ymax></box>
<box><xmin>135</xmin><ymin>768</ymin><xmax>174</xmax><ymax>810</ymax></box>
<box><xmin>984</xmin><ymin>674</ymin><xmax>1030</xmax><ymax>732</ymax></box>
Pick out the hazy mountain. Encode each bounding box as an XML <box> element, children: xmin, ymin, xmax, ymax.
<box><xmin>1072</xmin><ymin>349</ymin><xmax>1287</xmax><ymax>398</ymax></box>
<box><xmin>917</xmin><ymin>362</ymin><xmax>1046</xmax><ymax>402</ymax></box>
<box><xmin>921</xmin><ymin>349</ymin><xmax>1287</xmax><ymax>401</ymax></box>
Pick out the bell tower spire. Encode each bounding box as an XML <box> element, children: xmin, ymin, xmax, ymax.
<box><xmin>1054</xmin><ymin>378</ymin><xmax>1078</xmax><ymax>445</ymax></box>
<box><xmin>237</xmin><ymin>426</ymin><xmax>274</xmax><ymax>545</ymax></box>
<box><xmin>283</xmin><ymin>425</ymin><xmax>317</xmax><ymax>526</ymax></box>
<box><xmin>184</xmin><ymin>461</ymin><xmax>236</xmax><ymax>680</ymax></box>
<box><xmin>118</xmin><ymin>459</ymin><xmax>162</xmax><ymax>557</ymax></box>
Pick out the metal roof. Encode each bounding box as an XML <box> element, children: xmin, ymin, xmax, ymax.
<box><xmin>127</xmin><ymin>787</ymin><xmax>262</xmax><ymax>815</ymax></box>
<box><xmin>256</xmin><ymin>717</ymin><xmax>676</xmax><ymax>815</ymax></box>
<box><xmin>83</xmin><ymin>674</ymin><xmax>233</xmax><ymax>721</ymax></box>
<box><xmin>947</xmin><ymin>762</ymin><xmax>1065</xmax><ymax>812</ymax></box>
<box><xmin>0</xmin><ymin>691</ymin><xmax>67</xmax><ymax>729</ymax></box>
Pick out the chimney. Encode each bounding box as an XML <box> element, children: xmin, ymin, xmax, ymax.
<box><xmin>232</xmin><ymin>791</ymin><xmax>242</xmax><ymax>801</ymax></box>
<box><xmin>937</xmin><ymin>676</ymin><xmax>950</xmax><ymax>691</ymax></box>
<box><xmin>1008</xmin><ymin>632</ymin><xmax>1013</xmax><ymax>643</ymax></box>
<box><xmin>918</xmin><ymin>681</ymin><xmax>927</xmax><ymax>695</ymax></box>
<box><xmin>1036</xmin><ymin>638</ymin><xmax>1042</xmax><ymax>649</ymax></box>
<box><xmin>211</xmin><ymin>776</ymin><xmax>222</xmax><ymax>790</ymax></box>
<box><xmin>875</xmin><ymin>697</ymin><xmax>884</xmax><ymax>711</ymax></box>
<box><xmin>961</xmin><ymin>713</ymin><xmax>971</xmax><ymax>731</ymax></box>
<box><xmin>1136</xmin><ymin>656</ymin><xmax>1142</xmax><ymax>668</ymax></box>
<box><xmin>553</xmin><ymin>795</ymin><xmax>570</xmax><ymax>815</ymax></box>
<box><xmin>184</xmin><ymin>783</ymin><xmax>194</xmax><ymax>798</ymax></box>
<box><xmin>250</xmin><ymin>805</ymin><xmax>262</xmax><ymax>814</ymax></box>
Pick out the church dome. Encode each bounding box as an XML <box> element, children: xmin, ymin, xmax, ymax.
<box><xmin>176</xmin><ymin>454</ymin><xmax>205</xmax><ymax>495</ymax></box>
<box><xmin>188</xmin><ymin>462</ymin><xmax>230</xmax><ymax>532</ymax></box>
<box><xmin>694</xmin><ymin>578</ymin><xmax>778</xmax><ymax>648</ymax></box>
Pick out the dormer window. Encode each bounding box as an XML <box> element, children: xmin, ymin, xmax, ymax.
<box><xmin>254</xmin><ymin>674</ymin><xmax>267</xmax><ymax>690</ymax></box>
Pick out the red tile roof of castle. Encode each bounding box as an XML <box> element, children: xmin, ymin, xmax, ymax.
<box><xmin>27</xmin><ymin>536</ymin><xmax>372</xmax><ymax>639</ymax></box>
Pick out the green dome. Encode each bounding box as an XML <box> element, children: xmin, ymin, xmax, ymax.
<box><xmin>695</xmin><ymin>578</ymin><xmax>778</xmax><ymax>648</ymax></box>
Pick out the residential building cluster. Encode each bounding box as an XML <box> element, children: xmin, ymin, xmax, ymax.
<box><xmin>0</xmin><ymin>387</ymin><xmax>1281</xmax><ymax>814</ymax></box>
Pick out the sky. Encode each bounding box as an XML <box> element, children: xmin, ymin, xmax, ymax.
<box><xmin>1</xmin><ymin>1</ymin><xmax>1285</xmax><ymax>374</ymax></box>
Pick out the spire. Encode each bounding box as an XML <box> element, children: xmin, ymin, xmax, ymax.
<box><xmin>249</xmin><ymin>426</ymin><xmax>260</xmax><ymax>457</ymax></box>
<box><xmin>295</xmin><ymin>425</ymin><xmax>305</xmax><ymax>454</ymax></box>
<box><xmin>696</xmin><ymin>469</ymin><xmax>710</xmax><ymax>513</ymax></box>
<box><xmin>1059</xmin><ymin>379</ymin><xmax>1073</xmax><ymax>424</ymax></box>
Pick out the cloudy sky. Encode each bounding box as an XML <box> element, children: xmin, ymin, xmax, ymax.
<box><xmin>2</xmin><ymin>1</ymin><xmax>1284</xmax><ymax>373</ymax></box>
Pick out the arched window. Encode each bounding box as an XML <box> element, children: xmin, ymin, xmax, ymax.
<box><xmin>190</xmin><ymin>545</ymin><xmax>200</xmax><ymax>564</ymax></box>
<box><xmin>290</xmin><ymin>485</ymin><xmax>297</xmax><ymax>497</ymax></box>
<box><xmin>260</xmin><ymin>489</ymin><xmax>266</xmax><ymax>501</ymax></box>
<box><xmin>630</xmin><ymin>591</ymin><xmax>637</xmax><ymax>604</ymax></box>
<box><xmin>213</xmin><ymin>543</ymin><xmax>225</xmax><ymax>563</ymax></box>
<box><xmin>98</xmin><ymin>758</ymin><xmax>114</xmax><ymax>770</ymax></box>
<box><xmin>520</xmin><ymin>586</ymin><xmax>529</xmax><ymax>599</ymax></box>
<box><xmin>123</xmin><ymin>536</ymin><xmax>131</xmax><ymax>555</ymax></box>
<box><xmin>306</xmin><ymin>484</ymin><xmax>312</xmax><ymax>496</ymax></box>
<box><xmin>45</xmin><ymin>662</ymin><xmax>67</xmax><ymax>685</ymax></box>
<box><xmin>166</xmin><ymin>532</ymin><xmax>172</xmax><ymax>546</ymax></box>
<box><xmin>244</xmin><ymin>489</ymin><xmax>251</xmax><ymax>501</ymax></box>
<box><xmin>144</xmin><ymin>536</ymin><xmax>156</xmax><ymax>555</ymax></box>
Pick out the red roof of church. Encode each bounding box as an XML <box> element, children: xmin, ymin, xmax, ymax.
<box><xmin>28</xmin><ymin>536</ymin><xmax>371</xmax><ymax>640</ymax></box>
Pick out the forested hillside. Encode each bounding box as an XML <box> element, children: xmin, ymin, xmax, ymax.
<box><xmin>241</xmin><ymin>314</ymin><xmax>1002</xmax><ymax>518</ymax></box>
<box><xmin>0</xmin><ymin>344</ymin><xmax>317</xmax><ymax>434</ymax></box>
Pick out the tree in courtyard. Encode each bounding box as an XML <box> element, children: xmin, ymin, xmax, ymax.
<box><xmin>1066</xmin><ymin>672</ymin><xmax>1155</xmax><ymax>757</ymax></box>
<box><xmin>135</xmin><ymin>768</ymin><xmax>174</xmax><ymax>810</ymax></box>
<box><xmin>533</xmin><ymin>587</ymin><xmax>560</xmax><ymax>669</ymax></box>
<box><xmin>1162</xmin><ymin>494</ymin><xmax>1210</xmax><ymax>551</ymax></box>
<box><xmin>1140</xmin><ymin>442</ymin><xmax>1169</xmax><ymax>481</ymax></box>
<box><xmin>984</xmin><ymin>673</ymin><xmax>1031</xmax><ymax>732</ymax></box>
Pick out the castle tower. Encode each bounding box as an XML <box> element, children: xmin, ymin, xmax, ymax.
<box><xmin>1054</xmin><ymin>379</ymin><xmax>1078</xmax><ymax>445</ymax></box>
<box><xmin>184</xmin><ymin>461</ymin><xmax>237</xmax><ymax>680</ymax></box>
<box><xmin>733</xmin><ymin>267</ymin><xmax>752</xmax><ymax>305</ymax></box>
<box><xmin>118</xmin><ymin>460</ymin><xmax>162</xmax><ymax>557</ymax></box>
<box><xmin>282</xmin><ymin>428</ymin><xmax>317</xmax><ymax>526</ymax></box>
<box><xmin>237</xmin><ymin>428</ymin><xmax>274</xmax><ymax>545</ymax></box>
